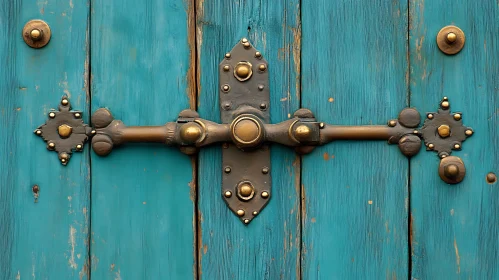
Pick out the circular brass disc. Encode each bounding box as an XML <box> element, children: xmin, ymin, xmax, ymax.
<box><xmin>231</xmin><ymin>116</ymin><xmax>263</xmax><ymax>148</ymax></box>
<box><xmin>437</xmin><ymin>25</ymin><xmax>465</xmax><ymax>55</ymax></box>
<box><xmin>23</xmin><ymin>20</ymin><xmax>51</xmax><ymax>49</ymax></box>
<box><xmin>439</xmin><ymin>156</ymin><xmax>466</xmax><ymax>184</ymax></box>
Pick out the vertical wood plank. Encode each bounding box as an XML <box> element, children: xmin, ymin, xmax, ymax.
<box><xmin>0</xmin><ymin>1</ymin><xmax>90</xmax><ymax>279</ymax></box>
<box><xmin>196</xmin><ymin>0</ymin><xmax>301</xmax><ymax>279</ymax></box>
<box><xmin>90</xmin><ymin>0</ymin><xmax>196</xmax><ymax>278</ymax></box>
<box><xmin>410</xmin><ymin>1</ymin><xmax>499</xmax><ymax>278</ymax></box>
<box><xmin>301</xmin><ymin>1</ymin><xmax>409</xmax><ymax>278</ymax></box>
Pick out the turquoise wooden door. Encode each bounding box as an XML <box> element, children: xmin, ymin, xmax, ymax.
<box><xmin>1</xmin><ymin>0</ymin><xmax>498</xmax><ymax>279</ymax></box>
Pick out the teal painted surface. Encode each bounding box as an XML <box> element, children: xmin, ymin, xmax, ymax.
<box><xmin>196</xmin><ymin>0</ymin><xmax>301</xmax><ymax>279</ymax></box>
<box><xmin>90</xmin><ymin>0</ymin><xmax>196</xmax><ymax>279</ymax></box>
<box><xmin>410</xmin><ymin>0</ymin><xmax>499</xmax><ymax>278</ymax></box>
<box><xmin>301</xmin><ymin>1</ymin><xmax>409</xmax><ymax>279</ymax></box>
<box><xmin>0</xmin><ymin>1</ymin><xmax>90</xmax><ymax>279</ymax></box>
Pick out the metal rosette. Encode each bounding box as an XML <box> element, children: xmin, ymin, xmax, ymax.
<box><xmin>421</xmin><ymin>97</ymin><xmax>473</xmax><ymax>158</ymax></box>
<box><xmin>34</xmin><ymin>96</ymin><xmax>94</xmax><ymax>165</ymax></box>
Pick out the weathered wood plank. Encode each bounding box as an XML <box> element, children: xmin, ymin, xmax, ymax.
<box><xmin>301</xmin><ymin>1</ymin><xmax>409</xmax><ymax>278</ymax></box>
<box><xmin>196</xmin><ymin>0</ymin><xmax>301</xmax><ymax>279</ymax></box>
<box><xmin>410</xmin><ymin>0</ymin><xmax>499</xmax><ymax>278</ymax></box>
<box><xmin>0</xmin><ymin>0</ymin><xmax>90</xmax><ymax>278</ymax></box>
<box><xmin>90</xmin><ymin>0</ymin><xmax>196</xmax><ymax>278</ymax></box>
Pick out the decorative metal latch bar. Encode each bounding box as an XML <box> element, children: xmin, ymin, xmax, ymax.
<box><xmin>35</xmin><ymin>39</ymin><xmax>473</xmax><ymax>224</ymax></box>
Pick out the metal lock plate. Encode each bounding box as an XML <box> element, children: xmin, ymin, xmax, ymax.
<box><xmin>219</xmin><ymin>39</ymin><xmax>271</xmax><ymax>224</ymax></box>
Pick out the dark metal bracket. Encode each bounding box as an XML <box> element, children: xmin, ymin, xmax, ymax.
<box><xmin>35</xmin><ymin>39</ymin><xmax>474</xmax><ymax>224</ymax></box>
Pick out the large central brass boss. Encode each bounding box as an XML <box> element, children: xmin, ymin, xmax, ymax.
<box><xmin>230</xmin><ymin>115</ymin><xmax>264</xmax><ymax>148</ymax></box>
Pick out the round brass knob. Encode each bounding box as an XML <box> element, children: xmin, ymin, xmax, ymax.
<box><xmin>230</xmin><ymin>115</ymin><xmax>264</xmax><ymax>149</ymax></box>
<box><xmin>233</xmin><ymin>62</ymin><xmax>253</xmax><ymax>82</ymax></box>
<box><xmin>444</xmin><ymin>164</ymin><xmax>459</xmax><ymax>178</ymax></box>
<box><xmin>446</xmin><ymin>32</ymin><xmax>457</xmax><ymax>43</ymax></box>
<box><xmin>237</xmin><ymin>181</ymin><xmax>255</xmax><ymax>201</ymax></box>
<box><xmin>179</xmin><ymin>123</ymin><xmax>202</xmax><ymax>144</ymax></box>
<box><xmin>439</xmin><ymin>156</ymin><xmax>466</xmax><ymax>184</ymax></box>
<box><xmin>30</xmin><ymin>29</ymin><xmax>42</xmax><ymax>41</ymax></box>
<box><xmin>437</xmin><ymin>124</ymin><xmax>451</xmax><ymax>138</ymax></box>
<box><xmin>58</xmin><ymin>124</ymin><xmax>73</xmax><ymax>138</ymax></box>
<box><xmin>294</xmin><ymin>125</ymin><xmax>311</xmax><ymax>141</ymax></box>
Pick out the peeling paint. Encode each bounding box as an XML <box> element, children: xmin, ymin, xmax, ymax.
<box><xmin>68</xmin><ymin>226</ymin><xmax>78</xmax><ymax>269</ymax></box>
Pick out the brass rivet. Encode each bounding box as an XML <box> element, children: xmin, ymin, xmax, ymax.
<box><xmin>446</xmin><ymin>32</ymin><xmax>457</xmax><ymax>43</ymax></box>
<box><xmin>443</xmin><ymin>96</ymin><xmax>449</xmax><ymax>101</ymax></box>
<box><xmin>48</xmin><ymin>142</ymin><xmax>55</xmax><ymax>149</ymax></box>
<box><xmin>465</xmin><ymin>129</ymin><xmax>473</xmax><ymax>136</ymax></box>
<box><xmin>179</xmin><ymin>123</ymin><xmax>202</xmax><ymax>144</ymax></box>
<box><xmin>441</xmin><ymin>154</ymin><xmax>447</xmax><ymax>158</ymax></box>
<box><xmin>453</xmin><ymin>113</ymin><xmax>462</xmax><ymax>121</ymax></box>
<box><xmin>413</xmin><ymin>130</ymin><xmax>419</xmax><ymax>134</ymax></box>
<box><xmin>224</xmin><ymin>166</ymin><xmax>231</xmax><ymax>174</ymax></box>
<box><xmin>486</xmin><ymin>173</ymin><xmax>497</xmax><ymax>184</ymax></box>
<box><xmin>237</xmin><ymin>209</ymin><xmax>245</xmax><ymax>216</ymax></box>
<box><xmin>234</xmin><ymin>62</ymin><xmax>253</xmax><ymax>82</ymax></box>
<box><xmin>30</xmin><ymin>29</ymin><xmax>42</xmax><ymax>40</ymax></box>
<box><xmin>74</xmin><ymin>113</ymin><xmax>81</xmax><ymax>118</ymax></box>
<box><xmin>258</xmin><ymin>64</ymin><xmax>266</xmax><ymax>71</ymax></box>
<box><xmin>428</xmin><ymin>143</ymin><xmax>435</xmax><ymax>149</ymax></box>
<box><xmin>427</xmin><ymin>114</ymin><xmax>434</xmax><ymax>119</ymax></box>
<box><xmin>76</xmin><ymin>144</ymin><xmax>83</xmax><ymax>150</ymax></box>
<box><xmin>319</xmin><ymin>123</ymin><xmax>325</xmax><ymax>129</ymax></box>
<box><xmin>244</xmin><ymin>219</ymin><xmax>250</xmax><ymax>224</ymax></box>
<box><xmin>224</xmin><ymin>191</ymin><xmax>232</xmax><ymax>198</ymax></box>
<box><xmin>61</xmin><ymin>158</ymin><xmax>67</xmax><ymax>163</ymax></box>
<box><xmin>441</xmin><ymin>101</ymin><xmax>450</xmax><ymax>109</ymax></box>
<box><xmin>91</xmin><ymin>130</ymin><xmax>96</xmax><ymax>134</ymax></box>
<box><xmin>35</xmin><ymin>130</ymin><xmax>42</xmax><ymax>135</ymax></box>
<box><xmin>437</xmin><ymin>124</ymin><xmax>451</xmax><ymax>138</ymax></box>
<box><xmin>58</xmin><ymin>124</ymin><xmax>73</xmax><ymax>138</ymax></box>
<box><xmin>222</xmin><ymin>84</ymin><xmax>230</xmax><ymax>92</ymax></box>
<box><xmin>223</xmin><ymin>65</ymin><xmax>230</xmax><ymax>71</ymax></box>
<box><xmin>295</xmin><ymin>125</ymin><xmax>311</xmax><ymax>140</ymax></box>
<box><xmin>239</xmin><ymin>183</ymin><xmax>253</xmax><ymax>197</ymax></box>
<box><xmin>243</xmin><ymin>42</ymin><xmax>250</xmax><ymax>48</ymax></box>
<box><xmin>241</xmin><ymin>38</ymin><xmax>248</xmax><ymax>43</ymax></box>
<box><xmin>261</xmin><ymin>191</ymin><xmax>269</xmax><ymax>198</ymax></box>
<box><xmin>454</xmin><ymin>144</ymin><xmax>461</xmax><ymax>149</ymax></box>
<box><xmin>259</xmin><ymin>103</ymin><xmax>267</xmax><ymax>110</ymax></box>
<box><xmin>262</xmin><ymin>167</ymin><xmax>269</xmax><ymax>174</ymax></box>
<box><xmin>388</xmin><ymin>120</ymin><xmax>397</xmax><ymax>127</ymax></box>
<box><xmin>258</xmin><ymin>85</ymin><xmax>264</xmax><ymax>91</ymax></box>
<box><xmin>225</xmin><ymin>53</ymin><xmax>231</xmax><ymax>59</ymax></box>
<box><xmin>61</xmin><ymin>99</ymin><xmax>69</xmax><ymax>106</ymax></box>
<box><xmin>255</xmin><ymin>51</ymin><xmax>262</xmax><ymax>58</ymax></box>
<box><xmin>49</xmin><ymin>112</ymin><xmax>56</xmax><ymax>118</ymax></box>
<box><xmin>60</xmin><ymin>153</ymin><xmax>69</xmax><ymax>160</ymax></box>
<box><xmin>252</xmin><ymin>211</ymin><xmax>258</xmax><ymax>216</ymax></box>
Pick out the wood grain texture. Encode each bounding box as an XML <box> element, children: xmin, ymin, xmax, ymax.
<box><xmin>196</xmin><ymin>0</ymin><xmax>301</xmax><ymax>279</ymax></box>
<box><xmin>410</xmin><ymin>0</ymin><xmax>499</xmax><ymax>278</ymax></box>
<box><xmin>90</xmin><ymin>0</ymin><xmax>196</xmax><ymax>278</ymax></box>
<box><xmin>0</xmin><ymin>1</ymin><xmax>90</xmax><ymax>279</ymax></box>
<box><xmin>301</xmin><ymin>1</ymin><xmax>409</xmax><ymax>279</ymax></box>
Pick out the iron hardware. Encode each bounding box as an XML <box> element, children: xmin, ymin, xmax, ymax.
<box><xmin>35</xmin><ymin>39</ymin><xmax>474</xmax><ymax>224</ymax></box>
